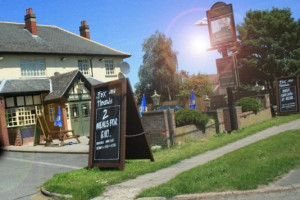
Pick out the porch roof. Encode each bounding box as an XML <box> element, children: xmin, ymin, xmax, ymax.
<box><xmin>0</xmin><ymin>78</ymin><xmax>50</xmax><ymax>95</ymax></box>
<box><xmin>44</xmin><ymin>70</ymin><xmax>102</xmax><ymax>102</ymax></box>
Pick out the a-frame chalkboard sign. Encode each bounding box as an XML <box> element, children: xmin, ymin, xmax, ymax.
<box><xmin>276</xmin><ymin>75</ymin><xmax>300</xmax><ymax>115</ymax></box>
<box><xmin>88</xmin><ymin>78</ymin><xmax>154</xmax><ymax>170</ymax></box>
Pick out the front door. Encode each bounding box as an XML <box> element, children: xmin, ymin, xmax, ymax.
<box><xmin>69</xmin><ymin>102</ymin><xmax>90</xmax><ymax>136</ymax></box>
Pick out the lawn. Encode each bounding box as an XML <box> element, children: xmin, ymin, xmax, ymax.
<box><xmin>43</xmin><ymin>114</ymin><xmax>300</xmax><ymax>200</ymax></box>
<box><xmin>137</xmin><ymin>129</ymin><xmax>300</xmax><ymax>198</ymax></box>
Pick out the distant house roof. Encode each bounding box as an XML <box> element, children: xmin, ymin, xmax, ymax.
<box><xmin>0</xmin><ymin>22</ymin><xmax>130</xmax><ymax>58</ymax></box>
<box><xmin>0</xmin><ymin>70</ymin><xmax>102</xmax><ymax>100</ymax></box>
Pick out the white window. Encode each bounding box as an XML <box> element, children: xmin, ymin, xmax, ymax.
<box><xmin>78</xmin><ymin>60</ymin><xmax>89</xmax><ymax>75</ymax></box>
<box><xmin>5</xmin><ymin>95</ymin><xmax>41</xmax><ymax>108</ymax></box>
<box><xmin>25</xmin><ymin>96</ymin><xmax>33</xmax><ymax>105</ymax></box>
<box><xmin>5</xmin><ymin>106</ymin><xmax>43</xmax><ymax>127</ymax></box>
<box><xmin>20</xmin><ymin>59</ymin><xmax>46</xmax><ymax>77</ymax></box>
<box><xmin>5</xmin><ymin>97</ymin><xmax>15</xmax><ymax>108</ymax></box>
<box><xmin>17</xmin><ymin>96</ymin><xmax>25</xmax><ymax>106</ymax></box>
<box><xmin>105</xmin><ymin>59</ymin><xmax>115</xmax><ymax>75</ymax></box>
<box><xmin>33</xmin><ymin>95</ymin><xmax>41</xmax><ymax>105</ymax></box>
<box><xmin>48</xmin><ymin>104</ymin><xmax>55</xmax><ymax>122</ymax></box>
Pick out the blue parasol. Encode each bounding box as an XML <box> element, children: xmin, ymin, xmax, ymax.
<box><xmin>139</xmin><ymin>94</ymin><xmax>147</xmax><ymax>117</ymax></box>
<box><xmin>189</xmin><ymin>90</ymin><xmax>197</xmax><ymax>109</ymax></box>
<box><xmin>54</xmin><ymin>106</ymin><xmax>63</xmax><ymax>128</ymax></box>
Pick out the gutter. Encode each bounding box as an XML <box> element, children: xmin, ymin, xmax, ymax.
<box><xmin>90</xmin><ymin>56</ymin><xmax>94</xmax><ymax>77</ymax></box>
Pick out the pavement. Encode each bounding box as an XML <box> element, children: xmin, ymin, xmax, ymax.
<box><xmin>2</xmin><ymin>119</ymin><xmax>300</xmax><ymax>200</ymax></box>
<box><xmin>3</xmin><ymin>136</ymin><xmax>90</xmax><ymax>154</ymax></box>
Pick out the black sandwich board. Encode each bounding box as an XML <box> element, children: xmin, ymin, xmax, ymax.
<box><xmin>88</xmin><ymin>78</ymin><xmax>154</xmax><ymax>170</ymax></box>
<box><xmin>276</xmin><ymin>75</ymin><xmax>300</xmax><ymax>115</ymax></box>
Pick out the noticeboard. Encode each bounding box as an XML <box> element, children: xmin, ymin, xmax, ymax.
<box><xmin>277</xmin><ymin>75</ymin><xmax>300</xmax><ymax>115</ymax></box>
<box><xmin>88</xmin><ymin>79</ymin><xmax>154</xmax><ymax>170</ymax></box>
<box><xmin>216</xmin><ymin>55</ymin><xmax>238</xmax><ymax>88</ymax></box>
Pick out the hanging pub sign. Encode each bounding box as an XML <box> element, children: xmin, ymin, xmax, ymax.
<box><xmin>88</xmin><ymin>78</ymin><xmax>154</xmax><ymax>170</ymax></box>
<box><xmin>276</xmin><ymin>75</ymin><xmax>300</xmax><ymax>115</ymax></box>
<box><xmin>206</xmin><ymin>2</ymin><xmax>237</xmax><ymax>49</ymax></box>
<box><xmin>216</xmin><ymin>55</ymin><xmax>239</xmax><ymax>88</ymax></box>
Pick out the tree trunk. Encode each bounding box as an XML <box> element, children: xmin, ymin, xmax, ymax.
<box><xmin>167</xmin><ymin>86</ymin><xmax>171</xmax><ymax>101</ymax></box>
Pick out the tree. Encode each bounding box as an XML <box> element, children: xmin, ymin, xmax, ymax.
<box><xmin>135</xmin><ymin>31</ymin><xmax>181</xmax><ymax>103</ymax></box>
<box><xmin>237</xmin><ymin>8</ymin><xmax>300</xmax><ymax>102</ymax></box>
<box><xmin>177</xmin><ymin>71</ymin><xmax>213</xmax><ymax>101</ymax></box>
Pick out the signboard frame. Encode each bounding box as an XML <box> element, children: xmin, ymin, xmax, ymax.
<box><xmin>216</xmin><ymin>55</ymin><xmax>239</xmax><ymax>88</ymax></box>
<box><xmin>88</xmin><ymin>78</ymin><xmax>154</xmax><ymax>170</ymax></box>
<box><xmin>88</xmin><ymin>79</ymin><xmax>127</xmax><ymax>170</ymax></box>
<box><xmin>206</xmin><ymin>2</ymin><xmax>237</xmax><ymax>50</ymax></box>
<box><xmin>276</xmin><ymin>75</ymin><xmax>300</xmax><ymax>115</ymax></box>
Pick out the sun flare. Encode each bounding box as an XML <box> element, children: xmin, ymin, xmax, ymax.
<box><xmin>189</xmin><ymin>36</ymin><xmax>210</xmax><ymax>54</ymax></box>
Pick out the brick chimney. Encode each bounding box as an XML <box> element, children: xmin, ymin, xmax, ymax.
<box><xmin>24</xmin><ymin>8</ymin><xmax>37</xmax><ymax>35</ymax></box>
<box><xmin>79</xmin><ymin>20</ymin><xmax>90</xmax><ymax>39</ymax></box>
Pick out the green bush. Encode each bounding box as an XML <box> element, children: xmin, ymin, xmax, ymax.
<box><xmin>235</xmin><ymin>97</ymin><xmax>261</xmax><ymax>113</ymax></box>
<box><xmin>175</xmin><ymin>108</ymin><xmax>210</xmax><ymax>128</ymax></box>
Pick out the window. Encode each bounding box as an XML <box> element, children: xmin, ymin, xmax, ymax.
<box><xmin>66</xmin><ymin>105</ymin><xmax>70</xmax><ymax>119</ymax></box>
<box><xmin>5</xmin><ymin>95</ymin><xmax>41</xmax><ymax>108</ymax></box>
<box><xmin>20</xmin><ymin>59</ymin><xmax>46</xmax><ymax>77</ymax></box>
<box><xmin>17</xmin><ymin>96</ymin><xmax>25</xmax><ymax>106</ymax></box>
<box><xmin>25</xmin><ymin>96</ymin><xmax>33</xmax><ymax>105</ymax></box>
<box><xmin>105</xmin><ymin>59</ymin><xmax>115</xmax><ymax>75</ymax></box>
<box><xmin>78</xmin><ymin>60</ymin><xmax>89</xmax><ymax>75</ymax></box>
<box><xmin>6</xmin><ymin>106</ymin><xmax>43</xmax><ymax>127</ymax></box>
<box><xmin>81</xmin><ymin>103</ymin><xmax>90</xmax><ymax>117</ymax></box>
<box><xmin>5</xmin><ymin>95</ymin><xmax>43</xmax><ymax>127</ymax></box>
<box><xmin>5</xmin><ymin>97</ymin><xmax>15</xmax><ymax>108</ymax></box>
<box><xmin>48</xmin><ymin>104</ymin><xmax>55</xmax><ymax>122</ymax></box>
<box><xmin>70</xmin><ymin>104</ymin><xmax>79</xmax><ymax>118</ymax></box>
<box><xmin>33</xmin><ymin>95</ymin><xmax>41</xmax><ymax>105</ymax></box>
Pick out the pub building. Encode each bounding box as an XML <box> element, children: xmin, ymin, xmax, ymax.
<box><xmin>0</xmin><ymin>8</ymin><xmax>130</xmax><ymax>146</ymax></box>
<box><xmin>0</xmin><ymin>70</ymin><xmax>103</xmax><ymax>146</ymax></box>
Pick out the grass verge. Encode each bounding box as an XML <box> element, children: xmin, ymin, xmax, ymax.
<box><xmin>137</xmin><ymin>129</ymin><xmax>300</xmax><ymax>198</ymax></box>
<box><xmin>43</xmin><ymin>114</ymin><xmax>300</xmax><ymax>200</ymax></box>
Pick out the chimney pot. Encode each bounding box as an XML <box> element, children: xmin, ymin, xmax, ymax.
<box><xmin>26</xmin><ymin>8</ymin><xmax>33</xmax><ymax>14</ymax></box>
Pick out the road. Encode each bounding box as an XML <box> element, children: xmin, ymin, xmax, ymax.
<box><xmin>0</xmin><ymin>151</ymin><xmax>88</xmax><ymax>200</ymax></box>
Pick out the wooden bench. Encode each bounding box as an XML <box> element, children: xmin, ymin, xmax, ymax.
<box><xmin>35</xmin><ymin>115</ymin><xmax>80</xmax><ymax>147</ymax></box>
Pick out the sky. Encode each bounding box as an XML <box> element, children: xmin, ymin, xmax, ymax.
<box><xmin>1</xmin><ymin>0</ymin><xmax>300</xmax><ymax>90</ymax></box>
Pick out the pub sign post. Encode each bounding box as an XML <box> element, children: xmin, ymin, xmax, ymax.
<box><xmin>205</xmin><ymin>2</ymin><xmax>239</xmax><ymax>131</ymax></box>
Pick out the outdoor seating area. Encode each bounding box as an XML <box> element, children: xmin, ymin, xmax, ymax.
<box><xmin>35</xmin><ymin>115</ymin><xmax>80</xmax><ymax>147</ymax></box>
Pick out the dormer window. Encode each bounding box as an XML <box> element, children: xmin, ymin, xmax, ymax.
<box><xmin>20</xmin><ymin>59</ymin><xmax>46</xmax><ymax>77</ymax></box>
<box><xmin>78</xmin><ymin>60</ymin><xmax>89</xmax><ymax>75</ymax></box>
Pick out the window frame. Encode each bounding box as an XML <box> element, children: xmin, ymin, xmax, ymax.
<box><xmin>5</xmin><ymin>105</ymin><xmax>43</xmax><ymax>128</ymax></box>
<box><xmin>48</xmin><ymin>104</ymin><xmax>55</xmax><ymax>122</ymax></box>
<box><xmin>78</xmin><ymin>59</ymin><xmax>90</xmax><ymax>75</ymax></box>
<box><xmin>105</xmin><ymin>59</ymin><xmax>115</xmax><ymax>75</ymax></box>
<box><xmin>5</xmin><ymin>95</ymin><xmax>42</xmax><ymax>109</ymax></box>
<box><xmin>20</xmin><ymin>59</ymin><xmax>46</xmax><ymax>77</ymax></box>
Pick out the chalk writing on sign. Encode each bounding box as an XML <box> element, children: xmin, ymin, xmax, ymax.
<box><xmin>278</xmin><ymin>77</ymin><xmax>298</xmax><ymax>112</ymax></box>
<box><xmin>94</xmin><ymin>86</ymin><xmax>121</xmax><ymax>161</ymax></box>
